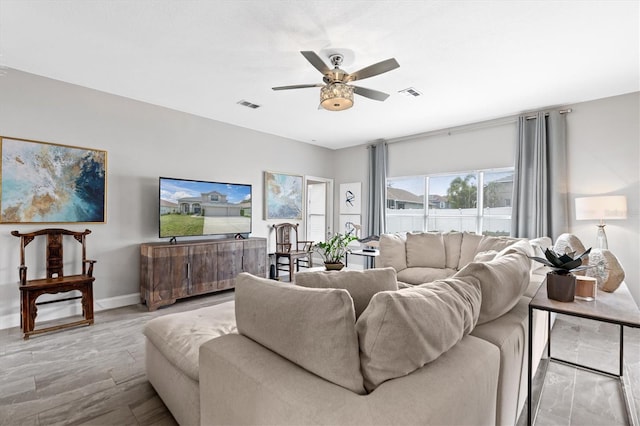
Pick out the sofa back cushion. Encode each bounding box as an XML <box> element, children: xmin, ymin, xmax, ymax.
<box><xmin>443</xmin><ymin>231</ymin><xmax>463</xmax><ymax>269</ymax></box>
<box><xmin>235</xmin><ymin>273</ymin><xmax>366</xmax><ymax>394</ymax></box>
<box><xmin>356</xmin><ymin>276</ymin><xmax>481</xmax><ymax>392</ymax></box>
<box><xmin>405</xmin><ymin>232</ymin><xmax>446</xmax><ymax>268</ymax></box>
<box><xmin>295</xmin><ymin>268</ymin><xmax>398</xmax><ymax>318</ymax></box>
<box><xmin>378</xmin><ymin>233</ymin><xmax>407</xmax><ymax>271</ymax></box>
<box><xmin>458</xmin><ymin>232</ymin><xmax>484</xmax><ymax>269</ymax></box>
<box><xmin>454</xmin><ymin>252</ymin><xmax>531</xmax><ymax>325</ymax></box>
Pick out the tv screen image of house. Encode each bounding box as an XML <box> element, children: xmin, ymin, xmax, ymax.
<box><xmin>159</xmin><ymin>177</ymin><xmax>252</xmax><ymax>238</ymax></box>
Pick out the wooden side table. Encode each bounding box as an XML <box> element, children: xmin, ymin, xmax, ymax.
<box><xmin>527</xmin><ymin>280</ymin><xmax>640</xmax><ymax>425</ymax></box>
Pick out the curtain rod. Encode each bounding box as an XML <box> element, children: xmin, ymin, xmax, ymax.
<box><xmin>524</xmin><ymin>108</ymin><xmax>572</xmax><ymax>120</ymax></box>
<box><xmin>380</xmin><ymin>108</ymin><xmax>573</xmax><ymax>146</ymax></box>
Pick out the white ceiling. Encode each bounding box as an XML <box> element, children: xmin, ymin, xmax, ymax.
<box><xmin>0</xmin><ymin>1</ymin><xmax>638</xmax><ymax>150</ymax></box>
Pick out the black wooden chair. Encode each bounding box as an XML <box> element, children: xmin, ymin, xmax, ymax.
<box><xmin>11</xmin><ymin>228</ymin><xmax>96</xmax><ymax>339</ymax></box>
<box><xmin>273</xmin><ymin>223</ymin><xmax>313</xmax><ymax>281</ymax></box>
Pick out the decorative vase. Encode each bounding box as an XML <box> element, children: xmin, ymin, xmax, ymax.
<box><xmin>546</xmin><ymin>273</ymin><xmax>576</xmax><ymax>302</ymax></box>
<box><xmin>324</xmin><ymin>262</ymin><xmax>344</xmax><ymax>271</ymax></box>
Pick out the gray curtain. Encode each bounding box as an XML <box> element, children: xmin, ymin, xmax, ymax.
<box><xmin>367</xmin><ymin>141</ymin><xmax>388</xmax><ymax>237</ymax></box>
<box><xmin>511</xmin><ymin>111</ymin><xmax>568</xmax><ymax>239</ymax></box>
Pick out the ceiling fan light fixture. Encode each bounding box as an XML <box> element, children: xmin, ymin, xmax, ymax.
<box><xmin>320</xmin><ymin>82</ymin><xmax>354</xmax><ymax>111</ymax></box>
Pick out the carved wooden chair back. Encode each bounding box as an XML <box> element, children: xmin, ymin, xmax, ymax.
<box><xmin>273</xmin><ymin>222</ymin><xmax>298</xmax><ymax>254</ymax></box>
<box><xmin>272</xmin><ymin>223</ymin><xmax>313</xmax><ymax>280</ymax></box>
<box><xmin>12</xmin><ymin>228</ymin><xmax>94</xmax><ymax>283</ymax></box>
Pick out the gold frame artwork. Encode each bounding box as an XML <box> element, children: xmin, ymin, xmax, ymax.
<box><xmin>0</xmin><ymin>136</ymin><xmax>107</xmax><ymax>223</ymax></box>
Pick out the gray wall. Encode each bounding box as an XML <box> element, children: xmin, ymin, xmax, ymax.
<box><xmin>333</xmin><ymin>92</ymin><xmax>640</xmax><ymax>304</ymax></box>
<box><xmin>0</xmin><ymin>70</ymin><xmax>334</xmax><ymax>328</ymax></box>
<box><xmin>0</xmin><ymin>69</ymin><xmax>637</xmax><ymax>329</ymax></box>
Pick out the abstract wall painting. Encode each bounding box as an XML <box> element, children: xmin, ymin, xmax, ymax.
<box><xmin>0</xmin><ymin>136</ymin><xmax>107</xmax><ymax>223</ymax></box>
<box><xmin>264</xmin><ymin>171</ymin><xmax>303</xmax><ymax>220</ymax></box>
<box><xmin>339</xmin><ymin>214</ymin><xmax>361</xmax><ymax>237</ymax></box>
<box><xmin>340</xmin><ymin>182</ymin><xmax>361</xmax><ymax>214</ymax></box>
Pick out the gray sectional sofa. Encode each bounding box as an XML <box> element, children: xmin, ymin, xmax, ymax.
<box><xmin>144</xmin><ymin>231</ymin><xmax>553</xmax><ymax>425</ymax></box>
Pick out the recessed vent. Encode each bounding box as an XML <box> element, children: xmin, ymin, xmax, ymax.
<box><xmin>398</xmin><ymin>87</ymin><xmax>422</xmax><ymax>97</ymax></box>
<box><xmin>237</xmin><ymin>100</ymin><xmax>261</xmax><ymax>109</ymax></box>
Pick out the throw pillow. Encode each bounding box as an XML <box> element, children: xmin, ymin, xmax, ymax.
<box><xmin>454</xmin><ymin>252</ymin><xmax>531</xmax><ymax>325</ymax></box>
<box><xmin>356</xmin><ymin>276</ymin><xmax>481</xmax><ymax>392</ymax></box>
<box><xmin>235</xmin><ymin>273</ymin><xmax>366</xmax><ymax>395</ymax></box>
<box><xmin>405</xmin><ymin>232</ymin><xmax>446</xmax><ymax>268</ymax></box>
<box><xmin>378</xmin><ymin>233</ymin><xmax>408</xmax><ymax>272</ymax></box>
<box><xmin>295</xmin><ymin>268</ymin><xmax>398</xmax><ymax>318</ymax></box>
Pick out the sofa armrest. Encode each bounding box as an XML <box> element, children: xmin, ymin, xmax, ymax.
<box><xmin>200</xmin><ymin>333</ymin><xmax>500</xmax><ymax>425</ymax></box>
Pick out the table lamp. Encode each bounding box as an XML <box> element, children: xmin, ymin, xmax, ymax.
<box><xmin>575</xmin><ymin>195</ymin><xmax>627</xmax><ymax>249</ymax></box>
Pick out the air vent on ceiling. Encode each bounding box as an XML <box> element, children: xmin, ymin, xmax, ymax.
<box><xmin>237</xmin><ymin>100</ymin><xmax>261</xmax><ymax>109</ymax></box>
<box><xmin>398</xmin><ymin>87</ymin><xmax>422</xmax><ymax>97</ymax></box>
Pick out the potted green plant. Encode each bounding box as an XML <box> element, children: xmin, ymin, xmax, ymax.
<box><xmin>530</xmin><ymin>248</ymin><xmax>592</xmax><ymax>302</ymax></box>
<box><xmin>315</xmin><ymin>233</ymin><xmax>359</xmax><ymax>271</ymax></box>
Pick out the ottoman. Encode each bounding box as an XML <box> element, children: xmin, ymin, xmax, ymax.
<box><xmin>144</xmin><ymin>301</ymin><xmax>237</xmax><ymax>425</ymax></box>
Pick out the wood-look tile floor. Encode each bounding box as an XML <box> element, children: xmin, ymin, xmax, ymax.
<box><xmin>0</xmin><ymin>290</ymin><xmax>234</xmax><ymax>426</ymax></box>
<box><xmin>1</xmin><ymin>289</ymin><xmax>638</xmax><ymax>426</ymax></box>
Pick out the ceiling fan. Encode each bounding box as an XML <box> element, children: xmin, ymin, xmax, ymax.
<box><xmin>272</xmin><ymin>51</ymin><xmax>400</xmax><ymax>111</ymax></box>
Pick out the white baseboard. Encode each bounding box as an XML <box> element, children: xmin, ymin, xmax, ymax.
<box><xmin>0</xmin><ymin>292</ymin><xmax>141</xmax><ymax>331</ymax></box>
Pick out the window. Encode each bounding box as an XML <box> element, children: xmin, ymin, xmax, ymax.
<box><xmin>386</xmin><ymin>168</ymin><xmax>513</xmax><ymax>236</ymax></box>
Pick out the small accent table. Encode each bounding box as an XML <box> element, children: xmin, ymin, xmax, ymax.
<box><xmin>345</xmin><ymin>249</ymin><xmax>379</xmax><ymax>269</ymax></box>
<box><xmin>527</xmin><ymin>281</ymin><xmax>640</xmax><ymax>426</ymax></box>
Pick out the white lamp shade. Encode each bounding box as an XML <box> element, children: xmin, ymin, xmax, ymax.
<box><xmin>575</xmin><ymin>195</ymin><xmax>627</xmax><ymax>220</ymax></box>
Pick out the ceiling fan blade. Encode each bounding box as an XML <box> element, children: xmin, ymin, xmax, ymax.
<box><xmin>272</xmin><ymin>83</ymin><xmax>324</xmax><ymax>90</ymax></box>
<box><xmin>348</xmin><ymin>58</ymin><xmax>400</xmax><ymax>82</ymax></box>
<box><xmin>300</xmin><ymin>51</ymin><xmax>331</xmax><ymax>75</ymax></box>
<box><xmin>353</xmin><ymin>86</ymin><xmax>390</xmax><ymax>101</ymax></box>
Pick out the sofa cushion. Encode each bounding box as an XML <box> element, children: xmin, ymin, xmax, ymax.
<box><xmin>477</xmin><ymin>235</ymin><xmax>520</xmax><ymax>253</ymax></box>
<box><xmin>454</xmin><ymin>252</ymin><xmax>531</xmax><ymax>325</ymax></box>
<box><xmin>396</xmin><ymin>267</ymin><xmax>456</xmax><ymax>285</ymax></box>
<box><xmin>378</xmin><ymin>233</ymin><xmax>407</xmax><ymax>272</ymax></box>
<box><xmin>473</xmin><ymin>250</ymin><xmax>499</xmax><ymax>262</ymax></box>
<box><xmin>495</xmin><ymin>239</ymin><xmax>534</xmax><ymax>259</ymax></box>
<box><xmin>529</xmin><ymin>237</ymin><xmax>553</xmax><ymax>273</ymax></box>
<box><xmin>443</xmin><ymin>231</ymin><xmax>463</xmax><ymax>269</ymax></box>
<box><xmin>295</xmin><ymin>267</ymin><xmax>398</xmax><ymax>318</ymax></box>
<box><xmin>356</xmin><ymin>276</ymin><xmax>482</xmax><ymax>392</ymax></box>
<box><xmin>143</xmin><ymin>300</ymin><xmax>237</xmax><ymax>381</ymax></box>
<box><xmin>405</xmin><ymin>232</ymin><xmax>446</xmax><ymax>269</ymax></box>
<box><xmin>234</xmin><ymin>273</ymin><xmax>366</xmax><ymax>394</ymax></box>
<box><xmin>458</xmin><ymin>232</ymin><xmax>484</xmax><ymax>270</ymax></box>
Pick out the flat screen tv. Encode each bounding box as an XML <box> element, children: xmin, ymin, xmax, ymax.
<box><xmin>159</xmin><ymin>177</ymin><xmax>252</xmax><ymax>239</ymax></box>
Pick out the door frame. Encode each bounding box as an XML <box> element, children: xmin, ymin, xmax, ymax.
<box><xmin>304</xmin><ymin>175</ymin><xmax>334</xmax><ymax>244</ymax></box>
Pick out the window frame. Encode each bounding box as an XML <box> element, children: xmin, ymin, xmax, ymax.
<box><xmin>385</xmin><ymin>167</ymin><xmax>514</xmax><ymax>236</ymax></box>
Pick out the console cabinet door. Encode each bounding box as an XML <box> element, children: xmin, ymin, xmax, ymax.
<box><xmin>243</xmin><ymin>239</ymin><xmax>267</xmax><ymax>277</ymax></box>
<box><xmin>188</xmin><ymin>244</ymin><xmax>218</xmax><ymax>295</ymax></box>
<box><xmin>217</xmin><ymin>241</ymin><xmax>244</xmax><ymax>289</ymax></box>
<box><xmin>149</xmin><ymin>246</ymin><xmax>189</xmax><ymax>304</ymax></box>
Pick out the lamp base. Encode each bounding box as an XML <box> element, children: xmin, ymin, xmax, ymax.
<box><xmin>596</xmin><ymin>224</ymin><xmax>608</xmax><ymax>250</ymax></box>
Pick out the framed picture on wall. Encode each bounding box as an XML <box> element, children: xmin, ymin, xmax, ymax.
<box><xmin>339</xmin><ymin>214</ymin><xmax>361</xmax><ymax>237</ymax></box>
<box><xmin>340</xmin><ymin>182</ymin><xmax>361</xmax><ymax>214</ymax></box>
<box><xmin>264</xmin><ymin>171</ymin><xmax>303</xmax><ymax>220</ymax></box>
<box><xmin>0</xmin><ymin>136</ymin><xmax>107</xmax><ymax>223</ymax></box>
